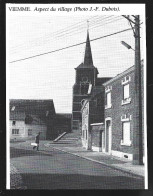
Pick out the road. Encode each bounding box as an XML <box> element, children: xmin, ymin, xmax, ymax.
<box><xmin>10</xmin><ymin>142</ymin><xmax>144</xmax><ymax>189</ymax></box>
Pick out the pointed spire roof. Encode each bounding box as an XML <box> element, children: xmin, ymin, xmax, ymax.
<box><xmin>83</xmin><ymin>30</ymin><xmax>94</xmax><ymax>67</ymax></box>
<box><xmin>76</xmin><ymin>30</ymin><xmax>96</xmax><ymax>69</ymax></box>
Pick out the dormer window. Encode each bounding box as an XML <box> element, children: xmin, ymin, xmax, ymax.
<box><xmin>11</xmin><ymin>106</ymin><xmax>15</xmax><ymax>111</ymax></box>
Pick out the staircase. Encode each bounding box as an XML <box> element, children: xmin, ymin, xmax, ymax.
<box><xmin>52</xmin><ymin>130</ymin><xmax>81</xmax><ymax>146</ymax></box>
<box><xmin>53</xmin><ymin>132</ymin><xmax>67</xmax><ymax>142</ymax></box>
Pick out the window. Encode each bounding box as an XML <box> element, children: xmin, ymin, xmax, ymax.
<box><xmin>12</xmin><ymin>129</ymin><xmax>19</xmax><ymax>134</ymax></box>
<box><xmin>121</xmin><ymin>83</ymin><xmax>131</xmax><ymax>105</ymax></box>
<box><xmin>121</xmin><ymin>76</ymin><xmax>131</xmax><ymax>105</ymax></box>
<box><xmin>28</xmin><ymin>129</ymin><xmax>32</xmax><ymax>136</ymax></box>
<box><xmin>121</xmin><ymin>122</ymin><xmax>131</xmax><ymax>146</ymax></box>
<box><xmin>105</xmin><ymin>92</ymin><xmax>111</xmax><ymax>109</ymax></box>
<box><xmin>123</xmin><ymin>84</ymin><xmax>130</xmax><ymax>99</ymax></box>
<box><xmin>81</xmin><ymin>84</ymin><xmax>89</xmax><ymax>94</ymax></box>
<box><xmin>121</xmin><ymin>76</ymin><xmax>131</xmax><ymax>85</ymax></box>
<box><xmin>86</xmin><ymin>130</ymin><xmax>88</xmax><ymax>140</ymax></box>
<box><xmin>87</xmin><ymin>84</ymin><xmax>92</xmax><ymax>94</ymax></box>
<box><xmin>12</xmin><ymin>121</ymin><xmax>16</xmax><ymax>126</ymax></box>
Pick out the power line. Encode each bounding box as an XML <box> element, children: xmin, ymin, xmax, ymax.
<box><xmin>9</xmin><ymin>27</ymin><xmax>132</xmax><ymax>64</ymax></box>
<box><xmin>9</xmin><ymin>16</ymin><xmax>124</xmax><ymax>53</ymax></box>
<box><xmin>49</xmin><ymin>16</ymin><xmax>123</xmax><ymax>40</ymax></box>
<box><xmin>9</xmin><ymin>15</ymin><xmax>101</xmax><ymax>50</ymax></box>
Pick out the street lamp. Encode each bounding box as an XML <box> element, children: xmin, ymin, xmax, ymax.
<box><xmin>121</xmin><ymin>41</ymin><xmax>135</xmax><ymax>51</ymax></box>
<box><xmin>121</xmin><ymin>15</ymin><xmax>143</xmax><ymax>165</ymax></box>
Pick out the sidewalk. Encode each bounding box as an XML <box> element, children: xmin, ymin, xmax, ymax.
<box><xmin>45</xmin><ymin>141</ymin><xmax>145</xmax><ymax>178</ymax></box>
<box><xmin>10</xmin><ymin>163</ymin><xmax>27</xmax><ymax>189</ymax></box>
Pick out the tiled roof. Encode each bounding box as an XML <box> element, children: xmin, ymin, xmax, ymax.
<box><xmin>9</xmin><ymin>99</ymin><xmax>55</xmax><ymax>121</ymax></box>
<box><xmin>10</xmin><ymin>112</ymin><xmax>25</xmax><ymax>121</ymax></box>
<box><xmin>96</xmin><ymin>77</ymin><xmax>112</xmax><ymax>86</ymax></box>
<box><xmin>103</xmin><ymin>62</ymin><xmax>144</xmax><ymax>86</ymax></box>
<box><xmin>10</xmin><ymin>99</ymin><xmax>55</xmax><ymax>115</ymax></box>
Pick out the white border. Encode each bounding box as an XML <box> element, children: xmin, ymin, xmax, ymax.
<box><xmin>143</xmin><ymin>6</ymin><xmax>148</xmax><ymax>189</ymax></box>
<box><xmin>6</xmin><ymin>4</ymin><xmax>10</xmax><ymax>189</ymax></box>
<box><xmin>6</xmin><ymin>3</ymin><xmax>147</xmax><ymax>189</ymax></box>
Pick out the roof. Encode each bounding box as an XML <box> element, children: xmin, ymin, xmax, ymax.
<box><xmin>96</xmin><ymin>77</ymin><xmax>112</xmax><ymax>86</ymax></box>
<box><xmin>10</xmin><ymin>111</ymin><xmax>25</xmax><ymax>121</ymax></box>
<box><xmin>103</xmin><ymin>59</ymin><xmax>144</xmax><ymax>86</ymax></box>
<box><xmin>103</xmin><ymin>60</ymin><xmax>144</xmax><ymax>86</ymax></box>
<box><xmin>9</xmin><ymin>99</ymin><xmax>56</xmax><ymax>120</ymax></box>
<box><xmin>56</xmin><ymin>113</ymin><xmax>72</xmax><ymax>119</ymax></box>
<box><xmin>91</xmin><ymin>86</ymin><xmax>103</xmax><ymax>97</ymax></box>
<box><xmin>103</xmin><ymin>66</ymin><xmax>134</xmax><ymax>86</ymax></box>
<box><xmin>75</xmin><ymin>31</ymin><xmax>97</xmax><ymax>71</ymax></box>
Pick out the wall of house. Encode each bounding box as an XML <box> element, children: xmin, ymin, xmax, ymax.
<box><xmin>10</xmin><ymin>120</ymin><xmax>47</xmax><ymax>140</ymax></box>
<box><xmin>104</xmin><ymin>66</ymin><xmax>144</xmax><ymax>161</ymax></box>
<box><xmin>81</xmin><ymin>90</ymin><xmax>106</xmax><ymax>151</ymax></box>
<box><xmin>25</xmin><ymin>124</ymin><xmax>47</xmax><ymax>140</ymax></box>
<box><xmin>91</xmin><ymin>124</ymin><xmax>104</xmax><ymax>152</ymax></box>
<box><xmin>10</xmin><ymin>120</ymin><xmax>25</xmax><ymax>139</ymax></box>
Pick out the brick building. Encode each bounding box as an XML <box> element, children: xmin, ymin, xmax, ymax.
<box><xmin>81</xmin><ymin>61</ymin><xmax>144</xmax><ymax>164</ymax></box>
<box><xmin>72</xmin><ymin>30</ymin><xmax>111</xmax><ymax>132</ymax></box>
<box><xmin>103</xmin><ymin>63</ymin><xmax>144</xmax><ymax>162</ymax></box>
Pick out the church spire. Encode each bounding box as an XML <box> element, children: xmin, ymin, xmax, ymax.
<box><xmin>83</xmin><ymin>29</ymin><xmax>94</xmax><ymax>67</ymax></box>
<box><xmin>75</xmin><ymin>26</ymin><xmax>97</xmax><ymax>69</ymax></box>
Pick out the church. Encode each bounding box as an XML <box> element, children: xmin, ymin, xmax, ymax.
<box><xmin>72</xmin><ymin>30</ymin><xmax>111</xmax><ymax>132</ymax></box>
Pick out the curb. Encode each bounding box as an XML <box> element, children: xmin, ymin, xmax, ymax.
<box><xmin>44</xmin><ymin>143</ymin><xmax>144</xmax><ymax>179</ymax></box>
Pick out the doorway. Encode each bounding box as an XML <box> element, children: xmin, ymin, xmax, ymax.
<box><xmin>105</xmin><ymin>118</ymin><xmax>112</xmax><ymax>154</ymax></box>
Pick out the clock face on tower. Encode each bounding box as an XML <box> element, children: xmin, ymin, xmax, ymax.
<box><xmin>82</xmin><ymin>76</ymin><xmax>88</xmax><ymax>83</ymax></box>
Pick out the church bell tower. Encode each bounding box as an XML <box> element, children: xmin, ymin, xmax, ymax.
<box><xmin>72</xmin><ymin>30</ymin><xmax>99</xmax><ymax>132</ymax></box>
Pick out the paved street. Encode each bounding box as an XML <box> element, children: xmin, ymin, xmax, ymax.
<box><xmin>10</xmin><ymin>142</ymin><xmax>144</xmax><ymax>189</ymax></box>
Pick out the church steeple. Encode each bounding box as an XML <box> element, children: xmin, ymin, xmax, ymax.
<box><xmin>76</xmin><ymin>30</ymin><xmax>95</xmax><ymax>69</ymax></box>
<box><xmin>83</xmin><ymin>30</ymin><xmax>94</xmax><ymax>67</ymax></box>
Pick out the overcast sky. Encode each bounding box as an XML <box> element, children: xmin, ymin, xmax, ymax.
<box><xmin>7</xmin><ymin>5</ymin><xmax>145</xmax><ymax>113</ymax></box>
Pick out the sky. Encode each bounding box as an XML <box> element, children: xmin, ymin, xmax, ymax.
<box><xmin>7</xmin><ymin>5</ymin><xmax>145</xmax><ymax>113</ymax></box>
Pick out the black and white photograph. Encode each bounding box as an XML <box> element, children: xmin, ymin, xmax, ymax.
<box><xmin>6</xmin><ymin>4</ymin><xmax>147</xmax><ymax>190</ymax></box>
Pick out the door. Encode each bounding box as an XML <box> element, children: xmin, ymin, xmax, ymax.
<box><xmin>105</xmin><ymin>120</ymin><xmax>112</xmax><ymax>154</ymax></box>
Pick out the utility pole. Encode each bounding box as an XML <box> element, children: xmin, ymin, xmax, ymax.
<box><xmin>132</xmin><ymin>15</ymin><xmax>143</xmax><ymax>165</ymax></box>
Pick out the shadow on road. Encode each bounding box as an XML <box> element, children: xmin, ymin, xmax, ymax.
<box><xmin>10</xmin><ymin>147</ymin><xmax>53</xmax><ymax>158</ymax></box>
<box><xmin>18</xmin><ymin>173</ymin><xmax>144</xmax><ymax>189</ymax></box>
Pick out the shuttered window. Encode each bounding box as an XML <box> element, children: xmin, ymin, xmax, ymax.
<box><xmin>106</xmin><ymin>92</ymin><xmax>111</xmax><ymax>107</ymax></box>
<box><xmin>123</xmin><ymin>84</ymin><xmax>130</xmax><ymax>99</ymax></box>
<box><xmin>122</xmin><ymin>122</ymin><xmax>130</xmax><ymax>144</ymax></box>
